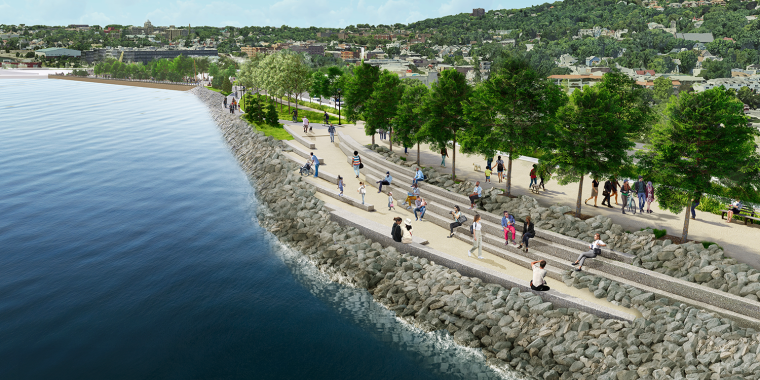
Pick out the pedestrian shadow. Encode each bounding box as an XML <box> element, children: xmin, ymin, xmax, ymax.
<box><xmin>476</xmin><ymin>258</ymin><xmax>507</xmax><ymax>270</ymax></box>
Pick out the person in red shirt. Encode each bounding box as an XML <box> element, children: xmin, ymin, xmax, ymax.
<box><xmin>529</xmin><ymin>164</ymin><xmax>538</xmax><ymax>188</ymax></box>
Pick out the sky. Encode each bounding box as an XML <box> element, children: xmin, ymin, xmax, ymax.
<box><xmin>0</xmin><ymin>0</ymin><xmax>544</xmax><ymax>28</ymax></box>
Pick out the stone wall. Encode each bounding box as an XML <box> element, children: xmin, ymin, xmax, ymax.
<box><xmin>192</xmin><ymin>87</ymin><xmax>760</xmax><ymax>380</ymax></box>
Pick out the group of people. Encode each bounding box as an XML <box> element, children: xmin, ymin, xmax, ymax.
<box><xmin>585</xmin><ymin>176</ymin><xmax>656</xmax><ymax>215</ymax></box>
<box><xmin>223</xmin><ymin>97</ymin><xmax>237</xmax><ymax>114</ymax></box>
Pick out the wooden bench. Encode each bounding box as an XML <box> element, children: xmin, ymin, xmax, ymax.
<box><xmin>721</xmin><ymin>205</ymin><xmax>760</xmax><ymax>225</ymax></box>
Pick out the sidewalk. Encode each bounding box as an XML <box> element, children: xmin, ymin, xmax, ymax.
<box><xmin>267</xmin><ymin>94</ymin><xmax>760</xmax><ymax>270</ymax></box>
<box><xmin>280</xmin><ymin>119</ymin><xmax>641</xmax><ymax>318</ymax></box>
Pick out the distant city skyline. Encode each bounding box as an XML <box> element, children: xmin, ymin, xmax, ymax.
<box><xmin>1</xmin><ymin>0</ymin><xmax>544</xmax><ymax>28</ymax></box>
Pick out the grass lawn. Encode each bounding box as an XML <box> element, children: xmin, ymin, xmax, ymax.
<box><xmin>280</xmin><ymin>97</ymin><xmax>355</xmax><ymax>122</ymax></box>
<box><xmin>276</xmin><ymin>104</ymin><xmax>343</xmax><ymax>125</ymax></box>
<box><xmin>238</xmin><ymin>96</ymin><xmax>293</xmax><ymax>141</ymax></box>
<box><xmin>207</xmin><ymin>86</ymin><xmax>231</xmax><ymax>96</ymax></box>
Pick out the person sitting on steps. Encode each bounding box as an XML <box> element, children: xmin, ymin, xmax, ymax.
<box><xmin>517</xmin><ymin>216</ymin><xmax>535</xmax><ymax>253</ymax></box>
<box><xmin>530</xmin><ymin>260</ymin><xmax>549</xmax><ymax>291</ymax></box>
<box><xmin>571</xmin><ymin>233</ymin><xmax>606</xmax><ymax>272</ymax></box>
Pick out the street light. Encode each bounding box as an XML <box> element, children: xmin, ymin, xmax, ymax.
<box><xmin>336</xmin><ymin>88</ymin><xmax>342</xmax><ymax>126</ymax></box>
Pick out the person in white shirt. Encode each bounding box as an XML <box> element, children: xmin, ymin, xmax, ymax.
<box><xmin>357</xmin><ymin>182</ymin><xmax>366</xmax><ymax>204</ymax></box>
<box><xmin>303</xmin><ymin>117</ymin><xmax>309</xmax><ymax>133</ymax></box>
<box><xmin>530</xmin><ymin>260</ymin><xmax>549</xmax><ymax>291</ymax></box>
<box><xmin>402</xmin><ymin>218</ymin><xmax>414</xmax><ymax>244</ymax></box>
<box><xmin>469</xmin><ymin>182</ymin><xmax>483</xmax><ymax>210</ymax></box>
<box><xmin>571</xmin><ymin>233</ymin><xmax>606</xmax><ymax>272</ymax></box>
<box><xmin>467</xmin><ymin>214</ymin><xmax>484</xmax><ymax>259</ymax></box>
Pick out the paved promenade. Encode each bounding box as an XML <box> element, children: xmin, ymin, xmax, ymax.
<box><xmin>273</xmin><ymin>99</ymin><xmax>760</xmax><ymax>270</ymax></box>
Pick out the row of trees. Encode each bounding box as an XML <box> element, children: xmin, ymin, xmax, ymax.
<box><xmin>237</xmin><ymin>51</ymin><xmax>316</xmax><ymax>112</ymax></box>
<box><xmin>339</xmin><ymin>56</ymin><xmax>760</xmax><ymax>242</ymax></box>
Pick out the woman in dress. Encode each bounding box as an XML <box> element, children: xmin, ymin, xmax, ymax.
<box><xmin>584</xmin><ymin>177</ymin><xmax>600</xmax><ymax>207</ymax></box>
<box><xmin>645</xmin><ymin>181</ymin><xmax>655</xmax><ymax>214</ymax></box>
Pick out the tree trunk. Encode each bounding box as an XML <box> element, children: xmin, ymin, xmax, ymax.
<box><xmin>452</xmin><ymin>134</ymin><xmax>457</xmax><ymax>180</ymax></box>
<box><xmin>681</xmin><ymin>206</ymin><xmax>690</xmax><ymax>243</ymax></box>
<box><xmin>287</xmin><ymin>94</ymin><xmax>291</xmax><ymax>112</ymax></box>
<box><xmin>506</xmin><ymin>156</ymin><xmax>513</xmax><ymax>196</ymax></box>
<box><xmin>295</xmin><ymin>93</ymin><xmax>299</xmax><ymax>112</ymax></box>
<box><xmin>389</xmin><ymin>127</ymin><xmax>393</xmax><ymax>152</ymax></box>
<box><xmin>372</xmin><ymin>133</ymin><xmax>375</xmax><ymax>146</ymax></box>
<box><xmin>576</xmin><ymin>175</ymin><xmax>584</xmax><ymax>218</ymax></box>
<box><xmin>416</xmin><ymin>142</ymin><xmax>420</xmax><ymax>165</ymax></box>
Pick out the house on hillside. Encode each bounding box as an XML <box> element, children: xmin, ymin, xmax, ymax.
<box><xmin>586</xmin><ymin>56</ymin><xmax>601</xmax><ymax>66</ymax></box>
<box><xmin>557</xmin><ymin>54</ymin><xmax>578</xmax><ymax>67</ymax></box>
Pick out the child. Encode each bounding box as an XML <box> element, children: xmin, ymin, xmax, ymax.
<box><xmin>337</xmin><ymin>175</ymin><xmax>344</xmax><ymax>197</ymax></box>
<box><xmin>388</xmin><ymin>192</ymin><xmax>395</xmax><ymax>211</ymax></box>
<box><xmin>358</xmin><ymin>182</ymin><xmax>366</xmax><ymax>204</ymax></box>
<box><xmin>484</xmin><ymin>167</ymin><xmax>491</xmax><ymax>183</ymax></box>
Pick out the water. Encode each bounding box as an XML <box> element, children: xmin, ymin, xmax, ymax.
<box><xmin>0</xmin><ymin>79</ymin><xmax>520</xmax><ymax>380</ymax></box>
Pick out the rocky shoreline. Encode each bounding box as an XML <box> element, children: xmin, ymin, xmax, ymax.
<box><xmin>191</xmin><ymin>87</ymin><xmax>760</xmax><ymax>380</ymax></box>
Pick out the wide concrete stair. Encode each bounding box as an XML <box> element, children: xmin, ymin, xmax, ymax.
<box><xmin>336</xmin><ymin>132</ymin><xmax>760</xmax><ymax>327</ymax></box>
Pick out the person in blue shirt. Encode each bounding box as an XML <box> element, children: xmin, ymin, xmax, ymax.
<box><xmin>376</xmin><ymin>171</ymin><xmax>392</xmax><ymax>193</ymax></box>
<box><xmin>310</xmin><ymin>152</ymin><xmax>319</xmax><ymax>177</ymax></box>
<box><xmin>502</xmin><ymin>211</ymin><xmax>516</xmax><ymax>246</ymax></box>
<box><xmin>412</xmin><ymin>168</ymin><xmax>425</xmax><ymax>185</ymax></box>
<box><xmin>469</xmin><ymin>181</ymin><xmax>482</xmax><ymax>210</ymax></box>
<box><xmin>327</xmin><ymin>123</ymin><xmax>336</xmax><ymax>142</ymax></box>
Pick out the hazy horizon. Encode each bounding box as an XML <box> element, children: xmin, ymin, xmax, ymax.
<box><xmin>1</xmin><ymin>0</ymin><xmax>546</xmax><ymax>29</ymax></box>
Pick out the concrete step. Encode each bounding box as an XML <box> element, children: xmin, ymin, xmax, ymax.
<box><xmin>284</xmin><ymin>140</ymin><xmax>324</xmax><ymax>164</ymax></box>
<box><xmin>284</xmin><ymin>124</ymin><xmax>315</xmax><ymax>149</ymax></box>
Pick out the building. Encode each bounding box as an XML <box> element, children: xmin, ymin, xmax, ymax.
<box><xmin>35</xmin><ymin>47</ymin><xmax>82</xmax><ymax>58</ymax></box>
<box><xmin>693</xmin><ymin>77</ymin><xmax>760</xmax><ymax>92</ymax></box>
<box><xmin>586</xmin><ymin>56</ymin><xmax>602</xmax><ymax>66</ymax></box>
<box><xmin>675</xmin><ymin>33</ymin><xmax>714</xmax><ymax>43</ymax></box>
<box><xmin>341</xmin><ymin>50</ymin><xmax>359</xmax><ymax>60</ymax></box>
<box><xmin>471</xmin><ymin>8</ymin><xmax>485</xmax><ymax>17</ymax></box>
<box><xmin>83</xmin><ymin>47</ymin><xmax>218</xmax><ymax>64</ymax></box>
<box><xmin>163</xmin><ymin>26</ymin><xmax>189</xmax><ymax>41</ymax></box>
<box><xmin>241</xmin><ymin>46</ymin><xmax>269</xmax><ymax>57</ymax></box>
<box><xmin>1</xmin><ymin>61</ymin><xmax>42</xmax><ymax>68</ymax></box>
<box><xmin>289</xmin><ymin>44</ymin><xmax>325</xmax><ymax>56</ymax></box>
<box><xmin>548</xmin><ymin>74</ymin><xmax>604</xmax><ymax>90</ymax></box>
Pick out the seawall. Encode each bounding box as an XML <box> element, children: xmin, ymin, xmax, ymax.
<box><xmin>190</xmin><ymin>87</ymin><xmax>760</xmax><ymax>380</ymax></box>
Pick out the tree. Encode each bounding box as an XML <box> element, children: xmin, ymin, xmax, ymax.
<box><xmin>677</xmin><ymin>50</ymin><xmax>697</xmax><ymax>74</ymax></box>
<box><xmin>548</xmin><ymin>83</ymin><xmax>637</xmax><ymax>218</ymax></box>
<box><xmin>343</xmin><ymin>63</ymin><xmax>381</xmax><ymax>136</ymax></box>
<box><xmin>280</xmin><ymin>52</ymin><xmax>312</xmax><ymax>112</ymax></box>
<box><xmin>222</xmin><ymin>76</ymin><xmax>232</xmax><ymax>93</ymax></box>
<box><xmin>461</xmin><ymin>55</ymin><xmax>566</xmax><ymax>196</ymax></box>
<box><xmin>701</xmin><ymin>60</ymin><xmax>732</xmax><ymax>80</ymax></box>
<box><xmin>418</xmin><ymin>69</ymin><xmax>472</xmax><ymax>179</ymax></box>
<box><xmin>736</xmin><ymin>86</ymin><xmax>760</xmax><ymax>109</ymax></box>
<box><xmin>636</xmin><ymin>87</ymin><xmax>760</xmax><ymax>242</ymax></box>
<box><xmin>364</xmin><ymin>70</ymin><xmax>403</xmax><ymax>151</ymax></box>
<box><xmin>652</xmin><ymin>76</ymin><xmax>673</xmax><ymax>104</ymax></box>
<box><xmin>393</xmin><ymin>80</ymin><xmax>429</xmax><ymax>163</ymax></box>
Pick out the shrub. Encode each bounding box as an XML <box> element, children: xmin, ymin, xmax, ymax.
<box><xmin>653</xmin><ymin>228</ymin><xmax>667</xmax><ymax>239</ymax></box>
<box><xmin>701</xmin><ymin>241</ymin><xmax>723</xmax><ymax>250</ymax></box>
<box><xmin>222</xmin><ymin>77</ymin><xmax>232</xmax><ymax>93</ymax></box>
<box><xmin>695</xmin><ymin>195</ymin><xmax>728</xmax><ymax>215</ymax></box>
<box><xmin>265</xmin><ymin>101</ymin><xmax>279</xmax><ymax>126</ymax></box>
<box><xmin>211</xmin><ymin>75</ymin><xmax>222</xmax><ymax>89</ymax></box>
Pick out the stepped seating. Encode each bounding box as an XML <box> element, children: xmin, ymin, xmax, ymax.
<box><xmin>336</xmin><ymin>132</ymin><xmax>760</xmax><ymax>327</ymax></box>
<box><xmin>284</xmin><ymin>124</ymin><xmax>315</xmax><ymax>149</ymax></box>
<box><xmin>284</xmin><ymin>140</ymin><xmax>324</xmax><ymax>164</ymax></box>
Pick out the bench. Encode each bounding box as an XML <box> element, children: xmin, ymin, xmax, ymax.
<box><xmin>721</xmin><ymin>204</ymin><xmax>759</xmax><ymax>225</ymax></box>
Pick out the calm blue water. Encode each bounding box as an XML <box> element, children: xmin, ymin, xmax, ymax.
<box><xmin>0</xmin><ymin>79</ymin><xmax>517</xmax><ymax>380</ymax></box>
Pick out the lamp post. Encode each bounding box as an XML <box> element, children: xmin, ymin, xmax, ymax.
<box><xmin>336</xmin><ymin>88</ymin><xmax>342</xmax><ymax>126</ymax></box>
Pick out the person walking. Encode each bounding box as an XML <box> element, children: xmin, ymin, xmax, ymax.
<box><xmin>691</xmin><ymin>196</ymin><xmax>700</xmax><ymax>220</ymax></box>
<box><xmin>223</xmin><ymin>97</ymin><xmax>227</xmax><ymax>109</ymax></box>
<box><xmin>388</xmin><ymin>192</ymin><xmax>395</xmax><ymax>211</ymax></box>
<box><xmin>571</xmin><ymin>233</ymin><xmax>607</xmax><ymax>272</ymax></box>
<box><xmin>610</xmin><ymin>178</ymin><xmax>620</xmax><ymax>205</ymax></box>
<box><xmin>323</xmin><ymin>111</ymin><xmax>329</xmax><ymax>126</ymax></box>
<box><xmin>378</xmin><ymin>128</ymin><xmax>386</xmax><ymax>140</ymax></box>
<box><xmin>310</xmin><ymin>152</ymin><xmax>319</xmax><ymax>178</ymax></box>
<box><xmin>621</xmin><ymin>179</ymin><xmax>633</xmax><ymax>215</ymax></box>
<box><xmin>448</xmin><ymin>206</ymin><xmax>464</xmax><ymax>238</ymax></box>
<box><xmin>358</xmin><ymin>182</ymin><xmax>366</xmax><ymax>204</ymax></box>
<box><xmin>377</xmin><ymin>171</ymin><xmax>392</xmax><ymax>193</ymax></box>
<box><xmin>468</xmin><ymin>181</ymin><xmax>483</xmax><ymax>210</ymax></box>
<box><xmin>467</xmin><ymin>214</ymin><xmax>483</xmax><ymax>259</ymax></box>
<box><xmin>337</xmin><ymin>175</ymin><xmax>344</xmax><ymax>197</ymax></box>
<box><xmin>391</xmin><ymin>217</ymin><xmax>403</xmax><ymax>242</ymax></box>
<box><xmin>414</xmin><ymin>196</ymin><xmax>427</xmax><ymax>221</ymax></box>
<box><xmin>601</xmin><ymin>179</ymin><xmax>613</xmax><ymax>208</ymax></box>
<box><xmin>327</xmin><ymin>123</ymin><xmax>336</xmax><ymax>143</ymax></box>
<box><xmin>352</xmin><ymin>151</ymin><xmax>362</xmax><ymax>178</ymax></box>
<box><xmin>502</xmin><ymin>211</ymin><xmax>516</xmax><ymax>246</ymax></box>
<box><xmin>529</xmin><ymin>164</ymin><xmax>538</xmax><ymax>188</ymax></box>
<box><xmin>530</xmin><ymin>260</ymin><xmax>549</xmax><ymax>291</ymax></box>
<box><xmin>635</xmin><ymin>176</ymin><xmax>646</xmax><ymax>214</ymax></box>
<box><xmin>645</xmin><ymin>181</ymin><xmax>655</xmax><ymax>213</ymax></box>
<box><xmin>441</xmin><ymin>147</ymin><xmax>448</xmax><ymax>167</ymax></box>
<box><xmin>486</xmin><ymin>157</ymin><xmax>493</xmax><ymax>171</ymax></box>
<box><xmin>496</xmin><ymin>156</ymin><xmax>505</xmax><ymax>183</ymax></box>
<box><xmin>538</xmin><ymin>165</ymin><xmax>549</xmax><ymax>191</ymax></box>
<box><xmin>402</xmin><ymin>219</ymin><xmax>414</xmax><ymax>244</ymax></box>
<box><xmin>517</xmin><ymin>216</ymin><xmax>534</xmax><ymax>253</ymax></box>
<box><xmin>584</xmin><ymin>177</ymin><xmax>600</xmax><ymax>207</ymax></box>
<box><xmin>302</xmin><ymin>117</ymin><xmax>309</xmax><ymax>133</ymax></box>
